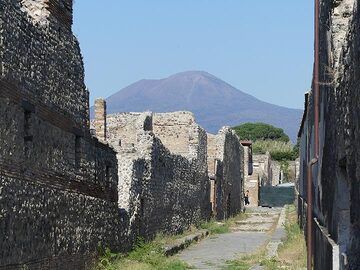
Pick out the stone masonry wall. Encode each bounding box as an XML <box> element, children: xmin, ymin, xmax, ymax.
<box><xmin>0</xmin><ymin>0</ymin><xmax>88</xmax><ymax>127</ymax></box>
<box><xmin>103</xmin><ymin>111</ymin><xmax>211</xmax><ymax>242</ymax></box>
<box><xmin>207</xmin><ymin>128</ymin><xmax>244</xmax><ymax>220</ymax></box>
<box><xmin>0</xmin><ymin>2</ymin><xmax>126</xmax><ymax>269</ymax></box>
<box><xmin>298</xmin><ymin>0</ymin><xmax>360</xmax><ymax>268</ymax></box>
<box><xmin>252</xmin><ymin>154</ymin><xmax>272</xmax><ymax>186</ymax></box>
<box><xmin>153</xmin><ymin>112</ymin><xmax>201</xmax><ymax>159</ymax></box>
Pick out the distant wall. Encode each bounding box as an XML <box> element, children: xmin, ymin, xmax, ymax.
<box><xmin>253</xmin><ymin>154</ymin><xmax>271</xmax><ymax>186</ymax></box>
<box><xmin>105</xmin><ymin>111</ymin><xmax>211</xmax><ymax>241</ymax></box>
<box><xmin>207</xmin><ymin>128</ymin><xmax>244</xmax><ymax>220</ymax></box>
<box><xmin>153</xmin><ymin>112</ymin><xmax>201</xmax><ymax>159</ymax></box>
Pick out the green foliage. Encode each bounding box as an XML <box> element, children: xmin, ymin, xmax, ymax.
<box><xmin>223</xmin><ymin>260</ymin><xmax>251</xmax><ymax>270</ymax></box>
<box><xmin>283</xmin><ymin>206</ymin><xmax>302</xmax><ymax>242</ymax></box>
<box><xmin>250</xmin><ymin>140</ymin><xmax>298</xmax><ymax>161</ymax></box>
<box><xmin>233</xmin><ymin>123</ymin><xmax>299</xmax><ymax>161</ymax></box>
<box><xmin>200</xmin><ymin>219</ymin><xmax>230</xmax><ymax>234</ymax></box>
<box><xmin>96</xmin><ymin>239</ymin><xmax>189</xmax><ymax>270</ymax></box>
<box><xmin>232</xmin><ymin>123</ymin><xmax>290</xmax><ymax>142</ymax></box>
<box><xmin>225</xmin><ymin>205</ymin><xmax>306</xmax><ymax>270</ymax></box>
<box><xmin>97</xmin><ymin>246</ymin><xmax>121</xmax><ymax>270</ymax></box>
<box><xmin>270</xmin><ymin>150</ymin><xmax>298</xmax><ymax>162</ymax></box>
<box><xmin>96</xmin><ymin>213</ymin><xmax>247</xmax><ymax>270</ymax></box>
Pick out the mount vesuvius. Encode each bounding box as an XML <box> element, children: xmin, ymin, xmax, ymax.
<box><xmin>93</xmin><ymin>71</ymin><xmax>302</xmax><ymax>142</ymax></box>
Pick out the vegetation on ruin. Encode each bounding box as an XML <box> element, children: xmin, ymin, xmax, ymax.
<box><xmin>199</xmin><ymin>212</ymin><xmax>248</xmax><ymax>235</ymax></box>
<box><xmin>233</xmin><ymin>123</ymin><xmax>299</xmax><ymax>162</ymax></box>
<box><xmin>96</xmin><ymin>239</ymin><xmax>190</xmax><ymax>270</ymax></box>
<box><xmin>96</xmin><ymin>213</ymin><xmax>248</xmax><ymax>270</ymax></box>
<box><xmin>224</xmin><ymin>205</ymin><xmax>306</xmax><ymax>270</ymax></box>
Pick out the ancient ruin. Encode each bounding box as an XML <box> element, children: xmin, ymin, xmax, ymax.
<box><xmin>93</xmin><ymin>101</ymin><xmax>247</xmax><ymax>241</ymax></box>
<box><xmin>297</xmin><ymin>0</ymin><xmax>360</xmax><ymax>268</ymax></box>
<box><xmin>97</xmin><ymin>107</ymin><xmax>212</xmax><ymax>241</ymax></box>
<box><xmin>0</xmin><ymin>2</ymin><xmax>248</xmax><ymax>267</ymax></box>
<box><xmin>3</xmin><ymin>0</ymin><xmax>339</xmax><ymax>269</ymax></box>
<box><xmin>207</xmin><ymin>128</ymin><xmax>244</xmax><ymax>220</ymax></box>
<box><xmin>0</xmin><ymin>1</ymin><xmax>128</xmax><ymax>268</ymax></box>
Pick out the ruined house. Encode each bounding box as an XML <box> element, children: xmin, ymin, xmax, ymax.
<box><xmin>94</xmin><ymin>105</ymin><xmax>212</xmax><ymax>241</ymax></box>
<box><xmin>207</xmin><ymin>128</ymin><xmax>244</xmax><ymax>220</ymax></box>
<box><xmin>0</xmin><ymin>1</ymin><xmax>127</xmax><ymax>269</ymax></box>
<box><xmin>240</xmin><ymin>141</ymin><xmax>258</xmax><ymax>206</ymax></box>
<box><xmin>297</xmin><ymin>0</ymin><xmax>360</xmax><ymax>269</ymax></box>
<box><xmin>252</xmin><ymin>153</ymin><xmax>272</xmax><ymax>186</ymax></box>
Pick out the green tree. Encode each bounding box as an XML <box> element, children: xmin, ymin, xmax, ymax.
<box><xmin>232</xmin><ymin>123</ymin><xmax>299</xmax><ymax>161</ymax></box>
<box><xmin>232</xmin><ymin>123</ymin><xmax>290</xmax><ymax>142</ymax></box>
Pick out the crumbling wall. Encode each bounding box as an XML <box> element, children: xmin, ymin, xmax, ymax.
<box><xmin>153</xmin><ymin>112</ymin><xmax>201</xmax><ymax>158</ymax></box>
<box><xmin>297</xmin><ymin>0</ymin><xmax>359</xmax><ymax>268</ymax></box>
<box><xmin>104</xmin><ymin>111</ymin><xmax>211</xmax><ymax>241</ymax></box>
<box><xmin>253</xmin><ymin>154</ymin><xmax>272</xmax><ymax>186</ymax></box>
<box><xmin>270</xmin><ymin>161</ymin><xmax>282</xmax><ymax>186</ymax></box>
<box><xmin>0</xmin><ymin>0</ymin><xmax>88</xmax><ymax>127</ymax></box>
<box><xmin>0</xmin><ymin>2</ymin><xmax>126</xmax><ymax>269</ymax></box>
<box><xmin>240</xmin><ymin>142</ymin><xmax>258</xmax><ymax>207</ymax></box>
<box><xmin>207</xmin><ymin>128</ymin><xmax>244</xmax><ymax>220</ymax></box>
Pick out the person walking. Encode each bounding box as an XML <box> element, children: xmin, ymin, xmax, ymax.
<box><xmin>244</xmin><ymin>190</ymin><xmax>250</xmax><ymax>206</ymax></box>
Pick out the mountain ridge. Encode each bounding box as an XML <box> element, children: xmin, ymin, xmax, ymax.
<box><xmin>92</xmin><ymin>71</ymin><xmax>302</xmax><ymax>142</ymax></box>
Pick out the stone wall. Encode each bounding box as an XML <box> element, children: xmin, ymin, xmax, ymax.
<box><xmin>153</xmin><ymin>112</ymin><xmax>203</xmax><ymax>159</ymax></box>
<box><xmin>297</xmin><ymin>0</ymin><xmax>359</xmax><ymax>268</ymax></box>
<box><xmin>253</xmin><ymin>153</ymin><xmax>272</xmax><ymax>186</ymax></box>
<box><xmin>102</xmin><ymin>111</ymin><xmax>211</xmax><ymax>241</ymax></box>
<box><xmin>240</xmin><ymin>142</ymin><xmax>258</xmax><ymax>206</ymax></box>
<box><xmin>270</xmin><ymin>161</ymin><xmax>282</xmax><ymax>186</ymax></box>
<box><xmin>207</xmin><ymin>128</ymin><xmax>244</xmax><ymax>220</ymax></box>
<box><xmin>1</xmin><ymin>0</ymin><xmax>88</xmax><ymax>127</ymax></box>
<box><xmin>0</xmin><ymin>2</ymin><xmax>126</xmax><ymax>268</ymax></box>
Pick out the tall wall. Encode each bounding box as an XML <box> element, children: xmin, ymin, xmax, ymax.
<box><xmin>104</xmin><ymin>111</ymin><xmax>211</xmax><ymax>241</ymax></box>
<box><xmin>207</xmin><ymin>128</ymin><xmax>244</xmax><ymax>220</ymax></box>
<box><xmin>297</xmin><ymin>0</ymin><xmax>359</xmax><ymax>268</ymax></box>
<box><xmin>1</xmin><ymin>0</ymin><xmax>89</xmax><ymax>127</ymax></box>
<box><xmin>240</xmin><ymin>142</ymin><xmax>258</xmax><ymax>206</ymax></box>
<box><xmin>0</xmin><ymin>2</ymin><xmax>126</xmax><ymax>269</ymax></box>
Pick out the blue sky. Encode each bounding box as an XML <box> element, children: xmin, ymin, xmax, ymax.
<box><xmin>73</xmin><ymin>1</ymin><xmax>313</xmax><ymax>109</ymax></box>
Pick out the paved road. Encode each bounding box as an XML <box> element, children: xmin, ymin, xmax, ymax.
<box><xmin>177</xmin><ymin>207</ymin><xmax>283</xmax><ymax>269</ymax></box>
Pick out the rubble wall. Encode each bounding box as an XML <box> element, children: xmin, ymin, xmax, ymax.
<box><xmin>0</xmin><ymin>0</ymin><xmax>88</xmax><ymax>127</ymax></box>
<box><xmin>298</xmin><ymin>0</ymin><xmax>359</xmax><ymax>268</ymax></box>
<box><xmin>106</xmin><ymin>112</ymin><xmax>211</xmax><ymax>241</ymax></box>
<box><xmin>207</xmin><ymin>128</ymin><xmax>244</xmax><ymax>220</ymax></box>
<box><xmin>0</xmin><ymin>2</ymin><xmax>126</xmax><ymax>268</ymax></box>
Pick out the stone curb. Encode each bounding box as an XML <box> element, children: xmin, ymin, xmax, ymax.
<box><xmin>265</xmin><ymin>207</ymin><xmax>287</xmax><ymax>258</ymax></box>
<box><xmin>164</xmin><ymin>230</ymin><xmax>210</xmax><ymax>256</ymax></box>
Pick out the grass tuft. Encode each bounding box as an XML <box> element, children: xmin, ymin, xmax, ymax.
<box><xmin>96</xmin><ymin>212</ymin><xmax>247</xmax><ymax>270</ymax></box>
<box><xmin>200</xmin><ymin>220</ymin><xmax>230</xmax><ymax>234</ymax></box>
<box><xmin>224</xmin><ymin>205</ymin><xmax>306</xmax><ymax>270</ymax></box>
<box><xmin>96</xmin><ymin>239</ymin><xmax>190</xmax><ymax>270</ymax></box>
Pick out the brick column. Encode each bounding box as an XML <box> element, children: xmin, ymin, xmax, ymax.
<box><xmin>95</xmin><ymin>98</ymin><xmax>107</xmax><ymax>142</ymax></box>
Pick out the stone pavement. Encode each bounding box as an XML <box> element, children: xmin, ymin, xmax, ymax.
<box><xmin>177</xmin><ymin>207</ymin><xmax>284</xmax><ymax>269</ymax></box>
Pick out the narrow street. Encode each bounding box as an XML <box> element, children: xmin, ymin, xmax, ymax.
<box><xmin>178</xmin><ymin>207</ymin><xmax>285</xmax><ymax>269</ymax></box>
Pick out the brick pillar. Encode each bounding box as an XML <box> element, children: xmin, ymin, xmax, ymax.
<box><xmin>94</xmin><ymin>99</ymin><xmax>107</xmax><ymax>142</ymax></box>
